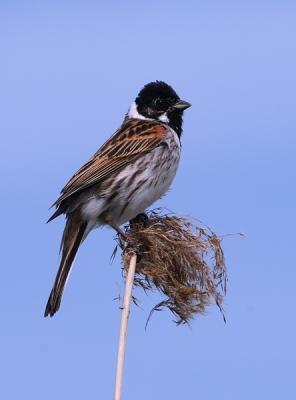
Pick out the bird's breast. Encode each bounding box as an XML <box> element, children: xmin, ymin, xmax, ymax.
<box><xmin>82</xmin><ymin>129</ymin><xmax>181</xmax><ymax>227</ymax></box>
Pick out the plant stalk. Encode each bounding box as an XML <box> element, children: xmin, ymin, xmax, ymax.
<box><xmin>114</xmin><ymin>252</ymin><xmax>137</xmax><ymax>400</ymax></box>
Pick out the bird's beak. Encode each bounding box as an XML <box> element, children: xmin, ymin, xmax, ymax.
<box><xmin>172</xmin><ymin>100</ymin><xmax>191</xmax><ymax>110</ymax></box>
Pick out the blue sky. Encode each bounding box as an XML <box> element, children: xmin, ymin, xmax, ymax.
<box><xmin>1</xmin><ymin>1</ymin><xmax>296</xmax><ymax>399</ymax></box>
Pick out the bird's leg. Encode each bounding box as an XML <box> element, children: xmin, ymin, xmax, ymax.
<box><xmin>105</xmin><ymin>218</ymin><xmax>141</xmax><ymax>261</ymax></box>
<box><xmin>106</xmin><ymin>219</ymin><xmax>132</xmax><ymax>243</ymax></box>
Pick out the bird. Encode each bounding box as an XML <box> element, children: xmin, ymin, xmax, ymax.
<box><xmin>44</xmin><ymin>80</ymin><xmax>191</xmax><ymax>317</ymax></box>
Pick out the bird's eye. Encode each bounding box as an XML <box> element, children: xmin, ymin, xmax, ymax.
<box><xmin>156</xmin><ymin>98</ymin><xmax>164</xmax><ymax>108</ymax></box>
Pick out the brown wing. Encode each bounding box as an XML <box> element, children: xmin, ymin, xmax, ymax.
<box><xmin>52</xmin><ymin>119</ymin><xmax>167</xmax><ymax>207</ymax></box>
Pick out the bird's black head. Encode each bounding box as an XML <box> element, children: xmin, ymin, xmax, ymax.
<box><xmin>131</xmin><ymin>81</ymin><xmax>191</xmax><ymax>138</ymax></box>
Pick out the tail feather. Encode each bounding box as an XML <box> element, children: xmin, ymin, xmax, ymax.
<box><xmin>44</xmin><ymin>217</ymin><xmax>88</xmax><ymax>317</ymax></box>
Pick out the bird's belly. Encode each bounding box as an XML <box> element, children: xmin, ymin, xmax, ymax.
<box><xmin>115</xmin><ymin>165</ymin><xmax>177</xmax><ymax>224</ymax></box>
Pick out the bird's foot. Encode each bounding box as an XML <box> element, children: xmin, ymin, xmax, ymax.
<box><xmin>129</xmin><ymin>212</ymin><xmax>149</xmax><ymax>229</ymax></box>
<box><xmin>124</xmin><ymin>240</ymin><xmax>142</xmax><ymax>263</ymax></box>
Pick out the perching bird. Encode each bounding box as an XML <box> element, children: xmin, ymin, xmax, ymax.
<box><xmin>45</xmin><ymin>81</ymin><xmax>191</xmax><ymax>317</ymax></box>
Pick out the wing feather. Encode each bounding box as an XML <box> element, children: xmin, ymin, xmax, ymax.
<box><xmin>52</xmin><ymin>119</ymin><xmax>166</xmax><ymax>207</ymax></box>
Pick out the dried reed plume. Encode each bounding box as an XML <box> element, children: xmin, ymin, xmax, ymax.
<box><xmin>115</xmin><ymin>209</ymin><xmax>228</xmax><ymax>326</ymax></box>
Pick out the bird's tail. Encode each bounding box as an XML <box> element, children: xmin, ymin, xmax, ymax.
<box><xmin>44</xmin><ymin>212</ymin><xmax>89</xmax><ymax>317</ymax></box>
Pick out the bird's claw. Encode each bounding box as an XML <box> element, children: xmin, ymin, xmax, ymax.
<box><xmin>124</xmin><ymin>240</ymin><xmax>142</xmax><ymax>263</ymax></box>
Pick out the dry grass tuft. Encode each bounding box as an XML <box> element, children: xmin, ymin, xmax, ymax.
<box><xmin>116</xmin><ymin>209</ymin><xmax>228</xmax><ymax>326</ymax></box>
